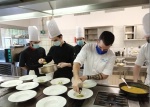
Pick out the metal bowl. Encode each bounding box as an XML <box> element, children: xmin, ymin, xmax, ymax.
<box><xmin>40</xmin><ymin>64</ymin><xmax>57</xmax><ymax>74</ymax></box>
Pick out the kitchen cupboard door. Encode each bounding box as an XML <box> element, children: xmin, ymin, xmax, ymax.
<box><xmin>97</xmin><ymin>26</ymin><xmax>113</xmax><ymax>37</ymax></box>
<box><xmin>124</xmin><ymin>26</ymin><xmax>135</xmax><ymax>40</ymax></box>
<box><xmin>135</xmin><ymin>25</ymin><xmax>145</xmax><ymax>39</ymax></box>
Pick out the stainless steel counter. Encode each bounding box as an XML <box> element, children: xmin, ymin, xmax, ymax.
<box><xmin>82</xmin><ymin>85</ymin><xmax>149</xmax><ymax>107</ymax></box>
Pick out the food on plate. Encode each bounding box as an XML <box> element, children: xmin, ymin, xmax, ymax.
<box><xmin>74</xmin><ymin>93</ymin><xmax>84</xmax><ymax>98</ymax></box>
<box><xmin>121</xmin><ymin>86</ymin><xmax>147</xmax><ymax>94</ymax></box>
<box><xmin>38</xmin><ymin>79</ymin><xmax>45</xmax><ymax>82</ymax></box>
<box><xmin>58</xmin><ymin>81</ymin><xmax>63</xmax><ymax>84</ymax></box>
<box><xmin>76</xmin><ymin>94</ymin><xmax>84</xmax><ymax>98</ymax></box>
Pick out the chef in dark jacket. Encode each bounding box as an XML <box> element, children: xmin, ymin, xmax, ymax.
<box><xmin>19</xmin><ymin>26</ymin><xmax>46</xmax><ymax>76</ymax></box>
<box><xmin>38</xmin><ymin>18</ymin><xmax>74</xmax><ymax>80</ymax></box>
<box><xmin>74</xmin><ymin>26</ymin><xmax>86</xmax><ymax>59</ymax></box>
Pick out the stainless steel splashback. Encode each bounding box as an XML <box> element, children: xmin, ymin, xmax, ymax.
<box><xmin>10</xmin><ymin>46</ymin><xmax>25</xmax><ymax>62</ymax></box>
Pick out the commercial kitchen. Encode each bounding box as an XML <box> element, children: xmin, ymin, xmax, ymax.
<box><xmin>0</xmin><ymin>0</ymin><xmax>150</xmax><ymax>107</ymax></box>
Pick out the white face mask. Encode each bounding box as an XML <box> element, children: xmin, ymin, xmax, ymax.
<box><xmin>32</xmin><ymin>44</ymin><xmax>40</xmax><ymax>49</ymax></box>
<box><xmin>53</xmin><ymin>41</ymin><xmax>61</xmax><ymax>46</ymax></box>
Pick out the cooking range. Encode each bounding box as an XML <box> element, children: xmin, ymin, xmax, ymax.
<box><xmin>94</xmin><ymin>92</ymin><xmax>128</xmax><ymax>107</ymax></box>
<box><xmin>81</xmin><ymin>85</ymin><xmax>149</xmax><ymax>107</ymax></box>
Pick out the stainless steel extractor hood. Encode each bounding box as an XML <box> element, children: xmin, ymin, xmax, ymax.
<box><xmin>0</xmin><ymin>0</ymin><xmax>149</xmax><ymax>22</ymax></box>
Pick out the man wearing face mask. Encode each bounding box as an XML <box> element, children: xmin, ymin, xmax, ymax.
<box><xmin>74</xmin><ymin>26</ymin><xmax>86</xmax><ymax>59</ymax></box>
<box><xmin>72</xmin><ymin>31</ymin><xmax>116</xmax><ymax>93</ymax></box>
<box><xmin>38</xmin><ymin>19</ymin><xmax>74</xmax><ymax>80</ymax></box>
<box><xmin>19</xmin><ymin>26</ymin><xmax>46</xmax><ymax>76</ymax></box>
<box><xmin>133</xmin><ymin>13</ymin><xmax>150</xmax><ymax>86</ymax></box>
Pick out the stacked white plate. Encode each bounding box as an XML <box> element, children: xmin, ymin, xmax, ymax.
<box><xmin>36</xmin><ymin>96</ymin><xmax>66</xmax><ymax>107</ymax></box>
<box><xmin>8</xmin><ymin>90</ymin><xmax>37</xmax><ymax>102</ymax></box>
<box><xmin>43</xmin><ymin>85</ymin><xmax>67</xmax><ymax>96</ymax></box>
<box><xmin>0</xmin><ymin>80</ymin><xmax>23</xmax><ymax>88</ymax></box>
<box><xmin>50</xmin><ymin>78</ymin><xmax>70</xmax><ymax>85</ymax></box>
<box><xmin>16</xmin><ymin>82</ymin><xmax>39</xmax><ymax>90</ymax></box>
<box><xmin>19</xmin><ymin>75</ymin><xmax>37</xmax><ymax>81</ymax></box>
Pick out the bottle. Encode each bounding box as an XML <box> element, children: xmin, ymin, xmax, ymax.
<box><xmin>122</xmin><ymin>48</ymin><xmax>126</xmax><ymax>56</ymax></box>
<box><xmin>122</xmin><ymin>51</ymin><xmax>124</xmax><ymax>56</ymax></box>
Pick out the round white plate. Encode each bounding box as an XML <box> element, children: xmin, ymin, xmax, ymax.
<box><xmin>16</xmin><ymin>82</ymin><xmax>39</xmax><ymax>90</ymax></box>
<box><xmin>8</xmin><ymin>90</ymin><xmax>37</xmax><ymax>102</ymax></box>
<box><xmin>36</xmin><ymin>96</ymin><xmax>66</xmax><ymax>107</ymax></box>
<box><xmin>0</xmin><ymin>80</ymin><xmax>23</xmax><ymax>88</ymax></box>
<box><xmin>33</xmin><ymin>76</ymin><xmax>52</xmax><ymax>84</ymax></box>
<box><xmin>19</xmin><ymin>75</ymin><xmax>37</xmax><ymax>81</ymax></box>
<box><xmin>67</xmin><ymin>88</ymin><xmax>93</xmax><ymax>100</ymax></box>
<box><xmin>50</xmin><ymin>78</ymin><xmax>70</xmax><ymax>85</ymax></box>
<box><xmin>83</xmin><ymin>80</ymin><xmax>97</xmax><ymax>88</ymax></box>
<box><xmin>43</xmin><ymin>85</ymin><xmax>67</xmax><ymax>96</ymax></box>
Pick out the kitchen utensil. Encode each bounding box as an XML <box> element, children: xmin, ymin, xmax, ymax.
<box><xmin>119</xmin><ymin>82</ymin><xmax>149</xmax><ymax>98</ymax></box>
<box><xmin>79</xmin><ymin>87</ymin><xmax>82</xmax><ymax>94</ymax></box>
<box><xmin>40</xmin><ymin>64</ymin><xmax>58</xmax><ymax>74</ymax></box>
<box><xmin>121</xmin><ymin>78</ymin><xmax>131</xmax><ymax>88</ymax></box>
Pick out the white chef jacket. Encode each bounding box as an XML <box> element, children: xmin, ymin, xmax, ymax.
<box><xmin>135</xmin><ymin>43</ymin><xmax>150</xmax><ymax>86</ymax></box>
<box><xmin>74</xmin><ymin>43</ymin><xmax>116</xmax><ymax>84</ymax></box>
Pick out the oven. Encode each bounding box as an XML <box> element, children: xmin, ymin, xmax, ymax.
<box><xmin>0</xmin><ymin>49</ymin><xmax>5</xmax><ymax>62</ymax></box>
<box><xmin>0</xmin><ymin>46</ymin><xmax>25</xmax><ymax>63</ymax></box>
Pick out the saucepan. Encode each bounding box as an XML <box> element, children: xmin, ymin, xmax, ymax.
<box><xmin>119</xmin><ymin>82</ymin><xmax>149</xmax><ymax>98</ymax></box>
<box><xmin>40</xmin><ymin>64</ymin><xmax>59</xmax><ymax>74</ymax></box>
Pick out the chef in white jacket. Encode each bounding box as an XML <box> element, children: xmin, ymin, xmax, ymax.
<box><xmin>133</xmin><ymin>13</ymin><xmax>150</xmax><ymax>86</ymax></box>
<box><xmin>72</xmin><ymin>31</ymin><xmax>116</xmax><ymax>93</ymax></box>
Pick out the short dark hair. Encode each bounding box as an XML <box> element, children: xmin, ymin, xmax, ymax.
<box><xmin>57</xmin><ymin>34</ymin><xmax>63</xmax><ymax>38</ymax></box>
<box><xmin>99</xmin><ymin>31</ymin><xmax>115</xmax><ymax>46</ymax></box>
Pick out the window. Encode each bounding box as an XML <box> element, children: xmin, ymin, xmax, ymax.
<box><xmin>0</xmin><ymin>27</ymin><xmax>28</xmax><ymax>48</ymax></box>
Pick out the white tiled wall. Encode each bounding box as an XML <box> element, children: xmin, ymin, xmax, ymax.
<box><xmin>39</xmin><ymin>37</ymin><xmax>52</xmax><ymax>54</ymax></box>
<box><xmin>0</xmin><ymin>6</ymin><xmax>149</xmax><ymax>54</ymax></box>
<box><xmin>35</xmin><ymin>6</ymin><xmax>148</xmax><ymax>53</ymax></box>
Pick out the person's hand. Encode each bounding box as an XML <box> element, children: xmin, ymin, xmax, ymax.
<box><xmin>57</xmin><ymin>62</ymin><xmax>68</xmax><ymax>68</ymax></box>
<box><xmin>72</xmin><ymin>77</ymin><xmax>83</xmax><ymax>93</ymax></box>
<box><xmin>38</xmin><ymin>58</ymin><xmax>46</xmax><ymax>64</ymax></box>
<box><xmin>80</xmin><ymin>75</ymin><xmax>88</xmax><ymax>82</ymax></box>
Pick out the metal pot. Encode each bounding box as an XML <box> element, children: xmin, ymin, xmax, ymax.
<box><xmin>40</xmin><ymin>64</ymin><xmax>58</xmax><ymax>74</ymax></box>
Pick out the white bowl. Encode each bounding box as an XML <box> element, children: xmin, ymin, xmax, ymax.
<box><xmin>43</xmin><ymin>85</ymin><xmax>67</xmax><ymax>96</ymax></box>
<box><xmin>33</xmin><ymin>76</ymin><xmax>52</xmax><ymax>84</ymax></box>
<box><xmin>0</xmin><ymin>80</ymin><xmax>23</xmax><ymax>88</ymax></box>
<box><xmin>16</xmin><ymin>82</ymin><xmax>39</xmax><ymax>90</ymax></box>
<box><xmin>8</xmin><ymin>90</ymin><xmax>37</xmax><ymax>102</ymax></box>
